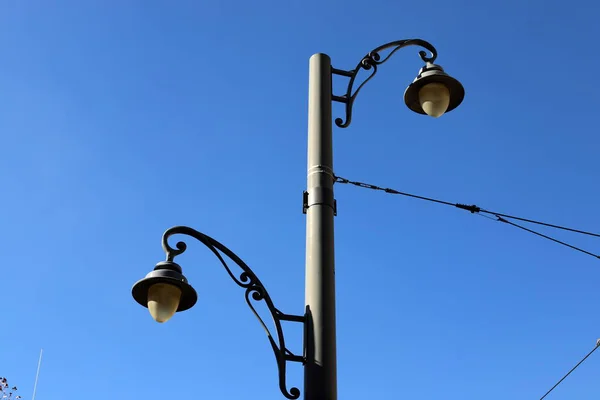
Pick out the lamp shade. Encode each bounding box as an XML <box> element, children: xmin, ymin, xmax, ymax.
<box><xmin>404</xmin><ymin>62</ymin><xmax>464</xmax><ymax>116</ymax></box>
<box><xmin>132</xmin><ymin>261</ymin><xmax>197</xmax><ymax>321</ymax></box>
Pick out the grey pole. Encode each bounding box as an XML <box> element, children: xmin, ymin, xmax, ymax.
<box><xmin>304</xmin><ymin>53</ymin><xmax>337</xmax><ymax>400</ymax></box>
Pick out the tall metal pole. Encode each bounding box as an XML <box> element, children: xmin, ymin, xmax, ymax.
<box><xmin>304</xmin><ymin>53</ymin><xmax>337</xmax><ymax>400</ymax></box>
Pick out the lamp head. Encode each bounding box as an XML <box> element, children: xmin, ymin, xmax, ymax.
<box><xmin>404</xmin><ymin>62</ymin><xmax>465</xmax><ymax>118</ymax></box>
<box><xmin>132</xmin><ymin>261</ymin><xmax>197</xmax><ymax>323</ymax></box>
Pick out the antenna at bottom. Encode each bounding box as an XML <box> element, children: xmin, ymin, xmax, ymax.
<box><xmin>31</xmin><ymin>349</ymin><xmax>43</xmax><ymax>400</ymax></box>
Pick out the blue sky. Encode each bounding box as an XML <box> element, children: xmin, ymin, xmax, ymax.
<box><xmin>1</xmin><ymin>1</ymin><xmax>599</xmax><ymax>399</ymax></box>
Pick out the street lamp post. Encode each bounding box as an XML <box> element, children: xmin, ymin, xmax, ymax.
<box><xmin>132</xmin><ymin>39</ymin><xmax>465</xmax><ymax>400</ymax></box>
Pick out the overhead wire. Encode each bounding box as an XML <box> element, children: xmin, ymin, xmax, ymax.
<box><xmin>539</xmin><ymin>340</ymin><xmax>600</xmax><ymax>400</ymax></box>
<box><xmin>333</xmin><ymin>175</ymin><xmax>600</xmax><ymax>397</ymax></box>
<box><xmin>334</xmin><ymin>175</ymin><xmax>600</xmax><ymax>260</ymax></box>
<box><xmin>496</xmin><ymin>216</ymin><xmax>600</xmax><ymax>259</ymax></box>
<box><xmin>334</xmin><ymin>175</ymin><xmax>600</xmax><ymax>396</ymax></box>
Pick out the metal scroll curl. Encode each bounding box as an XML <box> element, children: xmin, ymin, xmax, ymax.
<box><xmin>332</xmin><ymin>39</ymin><xmax>438</xmax><ymax>128</ymax></box>
<box><xmin>161</xmin><ymin>226</ymin><xmax>304</xmax><ymax>400</ymax></box>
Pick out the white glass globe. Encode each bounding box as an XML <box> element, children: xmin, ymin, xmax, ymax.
<box><xmin>418</xmin><ymin>82</ymin><xmax>451</xmax><ymax>118</ymax></box>
<box><xmin>147</xmin><ymin>283</ymin><xmax>182</xmax><ymax>323</ymax></box>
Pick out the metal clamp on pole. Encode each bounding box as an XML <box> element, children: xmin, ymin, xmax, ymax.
<box><xmin>302</xmin><ymin>188</ymin><xmax>337</xmax><ymax>216</ymax></box>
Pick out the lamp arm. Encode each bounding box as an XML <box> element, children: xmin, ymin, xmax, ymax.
<box><xmin>162</xmin><ymin>226</ymin><xmax>304</xmax><ymax>400</ymax></box>
<box><xmin>332</xmin><ymin>39</ymin><xmax>438</xmax><ymax>128</ymax></box>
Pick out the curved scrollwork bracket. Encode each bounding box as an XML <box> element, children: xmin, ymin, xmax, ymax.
<box><xmin>162</xmin><ymin>226</ymin><xmax>304</xmax><ymax>400</ymax></box>
<box><xmin>332</xmin><ymin>39</ymin><xmax>438</xmax><ymax>128</ymax></box>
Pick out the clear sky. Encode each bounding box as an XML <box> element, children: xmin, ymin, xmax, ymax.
<box><xmin>1</xmin><ymin>1</ymin><xmax>599</xmax><ymax>399</ymax></box>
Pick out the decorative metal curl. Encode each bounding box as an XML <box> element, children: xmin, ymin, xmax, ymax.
<box><xmin>332</xmin><ymin>39</ymin><xmax>438</xmax><ymax>128</ymax></box>
<box><xmin>162</xmin><ymin>226</ymin><xmax>304</xmax><ymax>400</ymax></box>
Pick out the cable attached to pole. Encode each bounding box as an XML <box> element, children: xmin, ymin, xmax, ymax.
<box><xmin>334</xmin><ymin>176</ymin><xmax>600</xmax><ymax>397</ymax></box>
<box><xmin>334</xmin><ymin>175</ymin><xmax>600</xmax><ymax>259</ymax></box>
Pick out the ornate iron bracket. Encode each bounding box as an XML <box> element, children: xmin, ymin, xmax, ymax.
<box><xmin>162</xmin><ymin>226</ymin><xmax>304</xmax><ymax>400</ymax></box>
<box><xmin>332</xmin><ymin>39</ymin><xmax>438</xmax><ymax>128</ymax></box>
